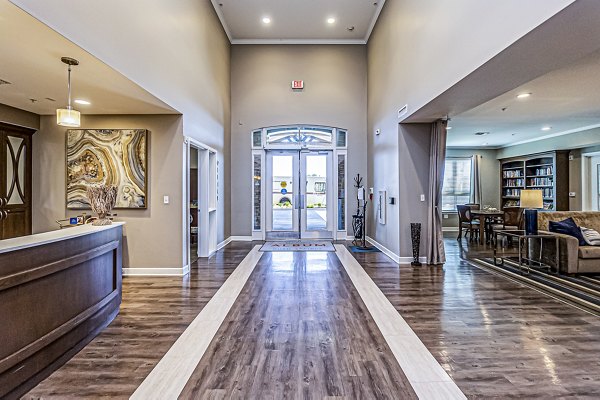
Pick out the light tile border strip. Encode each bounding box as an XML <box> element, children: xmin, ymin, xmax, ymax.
<box><xmin>130</xmin><ymin>245</ymin><xmax>263</xmax><ymax>400</ymax></box>
<box><xmin>334</xmin><ymin>244</ymin><xmax>466</xmax><ymax>400</ymax></box>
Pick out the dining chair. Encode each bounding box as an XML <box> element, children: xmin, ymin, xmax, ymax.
<box><xmin>491</xmin><ymin>207</ymin><xmax>523</xmax><ymax>231</ymax></box>
<box><xmin>491</xmin><ymin>206</ymin><xmax>523</xmax><ymax>244</ymax></box>
<box><xmin>457</xmin><ymin>204</ymin><xmax>480</xmax><ymax>242</ymax></box>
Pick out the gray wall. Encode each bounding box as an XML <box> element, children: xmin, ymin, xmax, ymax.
<box><xmin>443</xmin><ymin>148</ymin><xmax>500</xmax><ymax>228</ymax></box>
<box><xmin>13</xmin><ymin>0</ymin><xmax>232</xmax><ymax>242</ymax></box>
<box><xmin>366</xmin><ymin>0</ymin><xmax>571</xmax><ymax>258</ymax></box>
<box><xmin>33</xmin><ymin>114</ymin><xmax>187</xmax><ymax>270</ymax></box>
<box><xmin>397</xmin><ymin>124</ymin><xmax>431</xmax><ymax>257</ymax></box>
<box><xmin>230</xmin><ymin>44</ymin><xmax>368</xmax><ymax>237</ymax></box>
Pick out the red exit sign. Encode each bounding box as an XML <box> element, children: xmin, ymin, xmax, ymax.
<box><xmin>291</xmin><ymin>80</ymin><xmax>304</xmax><ymax>90</ymax></box>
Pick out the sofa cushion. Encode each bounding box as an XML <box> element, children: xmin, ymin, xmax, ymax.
<box><xmin>549</xmin><ymin>218</ymin><xmax>586</xmax><ymax>246</ymax></box>
<box><xmin>581</xmin><ymin>227</ymin><xmax>600</xmax><ymax>246</ymax></box>
<box><xmin>578</xmin><ymin>246</ymin><xmax>600</xmax><ymax>259</ymax></box>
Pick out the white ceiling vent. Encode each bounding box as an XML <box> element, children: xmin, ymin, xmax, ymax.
<box><xmin>0</xmin><ymin>78</ymin><xmax>11</xmax><ymax>85</ymax></box>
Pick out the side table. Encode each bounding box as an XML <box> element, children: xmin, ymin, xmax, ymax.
<box><xmin>493</xmin><ymin>230</ymin><xmax>560</xmax><ymax>274</ymax></box>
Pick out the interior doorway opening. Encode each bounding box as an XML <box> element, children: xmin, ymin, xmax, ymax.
<box><xmin>582</xmin><ymin>151</ymin><xmax>600</xmax><ymax>211</ymax></box>
<box><xmin>189</xmin><ymin>147</ymin><xmax>199</xmax><ymax>263</ymax></box>
<box><xmin>184</xmin><ymin>138</ymin><xmax>218</xmax><ymax>269</ymax></box>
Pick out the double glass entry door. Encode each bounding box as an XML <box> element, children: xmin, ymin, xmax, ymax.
<box><xmin>266</xmin><ymin>150</ymin><xmax>333</xmax><ymax>239</ymax></box>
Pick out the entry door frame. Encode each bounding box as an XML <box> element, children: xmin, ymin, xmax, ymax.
<box><xmin>300</xmin><ymin>150</ymin><xmax>334</xmax><ymax>239</ymax></box>
<box><xmin>251</xmin><ymin>125</ymin><xmax>348</xmax><ymax>241</ymax></box>
<box><xmin>265</xmin><ymin>149</ymin><xmax>301</xmax><ymax>239</ymax></box>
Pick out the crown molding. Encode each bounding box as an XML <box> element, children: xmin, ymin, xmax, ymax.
<box><xmin>210</xmin><ymin>0</ymin><xmax>384</xmax><ymax>45</ymax></box>
<box><xmin>231</xmin><ymin>39</ymin><xmax>366</xmax><ymax>45</ymax></box>
<box><xmin>365</xmin><ymin>0</ymin><xmax>386</xmax><ymax>43</ymax></box>
<box><xmin>500</xmin><ymin>123</ymin><xmax>600</xmax><ymax>148</ymax></box>
<box><xmin>210</xmin><ymin>0</ymin><xmax>233</xmax><ymax>42</ymax></box>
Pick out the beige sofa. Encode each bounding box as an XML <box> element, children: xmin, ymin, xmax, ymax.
<box><xmin>537</xmin><ymin>211</ymin><xmax>600</xmax><ymax>274</ymax></box>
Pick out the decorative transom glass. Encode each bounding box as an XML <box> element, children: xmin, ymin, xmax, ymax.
<box><xmin>266</xmin><ymin>126</ymin><xmax>333</xmax><ymax>145</ymax></box>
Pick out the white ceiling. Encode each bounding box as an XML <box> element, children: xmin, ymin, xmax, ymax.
<box><xmin>0</xmin><ymin>1</ymin><xmax>176</xmax><ymax>116</ymax></box>
<box><xmin>211</xmin><ymin>0</ymin><xmax>385</xmax><ymax>44</ymax></box>
<box><xmin>447</xmin><ymin>49</ymin><xmax>600</xmax><ymax>148</ymax></box>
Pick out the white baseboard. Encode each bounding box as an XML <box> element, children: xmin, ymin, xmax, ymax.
<box><xmin>123</xmin><ymin>264</ymin><xmax>190</xmax><ymax>277</ymax></box>
<box><xmin>217</xmin><ymin>237</ymin><xmax>232</xmax><ymax>250</ymax></box>
<box><xmin>442</xmin><ymin>227</ymin><xmax>459</xmax><ymax>232</ymax></box>
<box><xmin>365</xmin><ymin>236</ymin><xmax>401</xmax><ymax>264</ymax></box>
<box><xmin>365</xmin><ymin>236</ymin><xmax>427</xmax><ymax>265</ymax></box>
<box><xmin>230</xmin><ymin>235</ymin><xmax>253</xmax><ymax>241</ymax></box>
<box><xmin>398</xmin><ymin>256</ymin><xmax>428</xmax><ymax>264</ymax></box>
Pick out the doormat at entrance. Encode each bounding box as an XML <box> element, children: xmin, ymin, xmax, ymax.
<box><xmin>349</xmin><ymin>246</ymin><xmax>381</xmax><ymax>253</ymax></box>
<box><xmin>260</xmin><ymin>241</ymin><xmax>335</xmax><ymax>252</ymax></box>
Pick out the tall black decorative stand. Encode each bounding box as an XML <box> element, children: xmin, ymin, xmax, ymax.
<box><xmin>351</xmin><ymin>174</ymin><xmax>373</xmax><ymax>250</ymax></box>
<box><xmin>410</xmin><ymin>223</ymin><xmax>422</xmax><ymax>266</ymax></box>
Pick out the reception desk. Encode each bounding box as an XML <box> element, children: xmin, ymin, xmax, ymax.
<box><xmin>0</xmin><ymin>223</ymin><xmax>124</xmax><ymax>399</ymax></box>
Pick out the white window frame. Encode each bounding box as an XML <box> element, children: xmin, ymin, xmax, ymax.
<box><xmin>442</xmin><ymin>157</ymin><xmax>473</xmax><ymax>213</ymax></box>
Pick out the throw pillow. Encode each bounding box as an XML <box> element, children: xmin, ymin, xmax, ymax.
<box><xmin>548</xmin><ymin>217</ymin><xmax>586</xmax><ymax>246</ymax></box>
<box><xmin>581</xmin><ymin>227</ymin><xmax>600</xmax><ymax>246</ymax></box>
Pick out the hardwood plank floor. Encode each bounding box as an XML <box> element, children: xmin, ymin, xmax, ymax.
<box><xmin>23</xmin><ymin>235</ymin><xmax>600</xmax><ymax>399</ymax></box>
<box><xmin>23</xmin><ymin>242</ymin><xmax>256</xmax><ymax>399</ymax></box>
<box><xmin>179</xmin><ymin>251</ymin><xmax>417</xmax><ymax>399</ymax></box>
<box><xmin>350</xmin><ymin>234</ymin><xmax>600</xmax><ymax>399</ymax></box>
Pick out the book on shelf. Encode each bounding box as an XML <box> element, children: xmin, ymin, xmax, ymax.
<box><xmin>532</xmin><ymin>166</ymin><xmax>553</xmax><ymax>175</ymax></box>
<box><xmin>527</xmin><ymin>177</ymin><xmax>553</xmax><ymax>186</ymax></box>
<box><xmin>503</xmin><ymin>170</ymin><xmax>523</xmax><ymax>178</ymax></box>
<box><xmin>504</xmin><ymin>188</ymin><xmax>522</xmax><ymax>197</ymax></box>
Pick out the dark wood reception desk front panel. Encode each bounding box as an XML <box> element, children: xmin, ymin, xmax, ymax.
<box><xmin>0</xmin><ymin>223</ymin><xmax>124</xmax><ymax>399</ymax></box>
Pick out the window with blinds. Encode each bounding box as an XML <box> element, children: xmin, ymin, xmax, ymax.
<box><xmin>442</xmin><ymin>158</ymin><xmax>472</xmax><ymax>212</ymax></box>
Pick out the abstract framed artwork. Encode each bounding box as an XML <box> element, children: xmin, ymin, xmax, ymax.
<box><xmin>66</xmin><ymin>129</ymin><xmax>148</xmax><ymax>209</ymax></box>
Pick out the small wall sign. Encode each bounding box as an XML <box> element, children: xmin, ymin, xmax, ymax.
<box><xmin>291</xmin><ymin>80</ymin><xmax>304</xmax><ymax>90</ymax></box>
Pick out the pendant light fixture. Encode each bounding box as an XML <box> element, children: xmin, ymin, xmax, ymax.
<box><xmin>56</xmin><ymin>57</ymin><xmax>81</xmax><ymax>127</ymax></box>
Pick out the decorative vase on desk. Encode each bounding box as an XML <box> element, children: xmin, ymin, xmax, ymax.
<box><xmin>87</xmin><ymin>185</ymin><xmax>117</xmax><ymax>226</ymax></box>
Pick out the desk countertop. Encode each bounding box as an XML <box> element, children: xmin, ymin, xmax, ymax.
<box><xmin>0</xmin><ymin>222</ymin><xmax>125</xmax><ymax>255</ymax></box>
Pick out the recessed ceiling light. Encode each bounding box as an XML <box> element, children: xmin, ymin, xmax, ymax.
<box><xmin>517</xmin><ymin>93</ymin><xmax>532</xmax><ymax>99</ymax></box>
<box><xmin>541</xmin><ymin>126</ymin><xmax>552</xmax><ymax>131</ymax></box>
<box><xmin>262</xmin><ymin>17</ymin><xmax>271</xmax><ymax>24</ymax></box>
<box><xmin>74</xmin><ymin>99</ymin><xmax>91</xmax><ymax>105</ymax></box>
<box><xmin>327</xmin><ymin>17</ymin><xmax>336</xmax><ymax>24</ymax></box>
<box><xmin>446</xmin><ymin>126</ymin><xmax>452</xmax><ymax>130</ymax></box>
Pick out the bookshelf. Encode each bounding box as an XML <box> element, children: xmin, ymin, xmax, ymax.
<box><xmin>500</xmin><ymin>151</ymin><xmax>569</xmax><ymax>210</ymax></box>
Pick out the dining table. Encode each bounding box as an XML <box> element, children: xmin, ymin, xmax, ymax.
<box><xmin>470</xmin><ymin>209</ymin><xmax>504</xmax><ymax>245</ymax></box>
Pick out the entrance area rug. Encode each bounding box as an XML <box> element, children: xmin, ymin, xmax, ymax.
<box><xmin>260</xmin><ymin>241</ymin><xmax>335</xmax><ymax>252</ymax></box>
<box><xmin>350</xmin><ymin>245</ymin><xmax>381</xmax><ymax>253</ymax></box>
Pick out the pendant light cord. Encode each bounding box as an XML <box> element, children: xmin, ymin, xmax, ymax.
<box><xmin>67</xmin><ymin>64</ymin><xmax>72</xmax><ymax>110</ymax></box>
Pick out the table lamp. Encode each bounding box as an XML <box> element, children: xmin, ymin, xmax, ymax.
<box><xmin>520</xmin><ymin>189</ymin><xmax>543</xmax><ymax>235</ymax></box>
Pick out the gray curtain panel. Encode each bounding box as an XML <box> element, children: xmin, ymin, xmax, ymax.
<box><xmin>470</xmin><ymin>154</ymin><xmax>482</xmax><ymax>205</ymax></box>
<box><xmin>426</xmin><ymin>120</ymin><xmax>447</xmax><ymax>265</ymax></box>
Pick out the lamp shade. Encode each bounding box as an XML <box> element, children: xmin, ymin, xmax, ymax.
<box><xmin>56</xmin><ymin>107</ymin><xmax>80</xmax><ymax>127</ymax></box>
<box><xmin>520</xmin><ymin>189</ymin><xmax>543</xmax><ymax>209</ymax></box>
